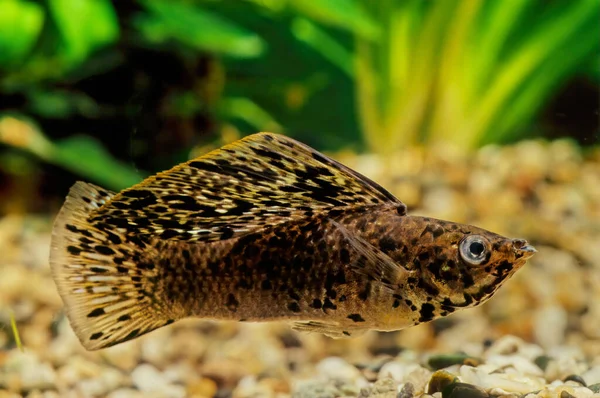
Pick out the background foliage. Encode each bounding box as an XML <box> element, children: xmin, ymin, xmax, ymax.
<box><xmin>0</xmin><ymin>0</ymin><xmax>598</xmax><ymax>208</ymax></box>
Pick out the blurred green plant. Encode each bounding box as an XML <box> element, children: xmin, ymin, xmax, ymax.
<box><xmin>0</xmin><ymin>115</ymin><xmax>143</xmax><ymax>190</ymax></box>
<box><xmin>0</xmin><ymin>0</ymin><xmax>268</xmax><ymax>188</ymax></box>
<box><xmin>352</xmin><ymin>0</ymin><xmax>599</xmax><ymax>152</ymax></box>
<box><xmin>213</xmin><ymin>0</ymin><xmax>599</xmax><ymax>152</ymax></box>
<box><xmin>0</xmin><ymin>0</ymin><xmax>44</xmax><ymax>66</ymax></box>
<box><xmin>0</xmin><ymin>0</ymin><xmax>598</xmax><ymax>189</ymax></box>
<box><xmin>135</xmin><ymin>0</ymin><xmax>265</xmax><ymax>58</ymax></box>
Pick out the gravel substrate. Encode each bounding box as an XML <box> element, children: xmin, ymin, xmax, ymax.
<box><xmin>0</xmin><ymin>139</ymin><xmax>599</xmax><ymax>398</ymax></box>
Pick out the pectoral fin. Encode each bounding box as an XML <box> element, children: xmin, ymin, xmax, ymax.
<box><xmin>329</xmin><ymin>219</ymin><xmax>408</xmax><ymax>291</ymax></box>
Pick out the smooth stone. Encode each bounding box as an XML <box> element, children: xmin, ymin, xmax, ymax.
<box><xmin>581</xmin><ymin>365</ymin><xmax>600</xmax><ymax>385</ymax></box>
<box><xmin>316</xmin><ymin>357</ymin><xmax>365</xmax><ymax>384</ymax></box>
<box><xmin>131</xmin><ymin>363</ymin><xmax>185</xmax><ymax>398</ymax></box>
<box><xmin>2</xmin><ymin>351</ymin><xmax>57</xmax><ymax>391</ymax></box>
<box><xmin>442</xmin><ymin>382</ymin><xmax>488</xmax><ymax>398</ymax></box>
<box><xmin>427</xmin><ymin>354</ymin><xmax>482</xmax><ymax>370</ymax></box>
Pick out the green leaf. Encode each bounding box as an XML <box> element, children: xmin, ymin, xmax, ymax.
<box><xmin>464</xmin><ymin>0</ymin><xmax>599</xmax><ymax>147</ymax></box>
<box><xmin>219</xmin><ymin>97</ymin><xmax>282</xmax><ymax>132</ymax></box>
<box><xmin>0</xmin><ymin>0</ymin><xmax>44</xmax><ymax>66</ymax></box>
<box><xmin>48</xmin><ymin>0</ymin><xmax>119</xmax><ymax>64</ymax></box>
<box><xmin>488</xmin><ymin>17</ymin><xmax>600</xmax><ymax>144</ymax></box>
<box><xmin>53</xmin><ymin>135</ymin><xmax>143</xmax><ymax>190</ymax></box>
<box><xmin>0</xmin><ymin>115</ymin><xmax>142</xmax><ymax>190</ymax></box>
<box><xmin>291</xmin><ymin>18</ymin><xmax>353</xmax><ymax>77</ymax></box>
<box><xmin>586</xmin><ymin>54</ymin><xmax>599</xmax><ymax>83</ymax></box>
<box><xmin>289</xmin><ymin>0</ymin><xmax>379</xmax><ymax>40</ymax></box>
<box><xmin>27</xmin><ymin>90</ymin><xmax>100</xmax><ymax>119</ymax></box>
<box><xmin>136</xmin><ymin>0</ymin><xmax>265</xmax><ymax>58</ymax></box>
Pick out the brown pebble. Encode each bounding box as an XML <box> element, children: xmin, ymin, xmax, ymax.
<box><xmin>397</xmin><ymin>382</ymin><xmax>415</xmax><ymax>398</ymax></box>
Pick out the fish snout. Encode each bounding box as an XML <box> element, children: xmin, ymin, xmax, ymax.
<box><xmin>512</xmin><ymin>238</ymin><xmax>537</xmax><ymax>258</ymax></box>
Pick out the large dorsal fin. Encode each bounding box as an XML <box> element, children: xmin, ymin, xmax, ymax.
<box><xmin>89</xmin><ymin>132</ymin><xmax>405</xmax><ymax>242</ymax></box>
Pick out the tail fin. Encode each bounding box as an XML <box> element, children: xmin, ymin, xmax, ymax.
<box><xmin>50</xmin><ymin>182</ymin><xmax>175</xmax><ymax>350</ymax></box>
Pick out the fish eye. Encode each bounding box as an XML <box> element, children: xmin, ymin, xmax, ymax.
<box><xmin>460</xmin><ymin>235</ymin><xmax>489</xmax><ymax>265</ymax></box>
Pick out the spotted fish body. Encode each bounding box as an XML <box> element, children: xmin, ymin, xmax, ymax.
<box><xmin>50</xmin><ymin>133</ymin><xmax>536</xmax><ymax>350</ymax></box>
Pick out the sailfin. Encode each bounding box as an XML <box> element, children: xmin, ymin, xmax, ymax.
<box><xmin>50</xmin><ymin>182</ymin><xmax>176</xmax><ymax>350</ymax></box>
<box><xmin>90</xmin><ymin>133</ymin><xmax>405</xmax><ymax>243</ymax></box>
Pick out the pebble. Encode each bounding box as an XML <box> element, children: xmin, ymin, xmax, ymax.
<box><xmin>131</xmin><ymin>364</ymin><xmax>185</xmax><ymax>398</ymax></box>
<box><xmin>404</xmin><ymin>366</ymin><xmax>432</xmax><ymax>394</ymax></box>
<box><xmin>459</xmin><ymin>365</ymin><xmax>545</xmax><ymax>393</ymax></box>
<box><xmin>359</xmin><ymin>377</ymin><xmax>397</xmax><ymax>398</ymax></box>
<box><xmin>187</xmin><ymin>377</ymin><xmax>218</xmax><ymax>397</ymax></box>
<box><xmin>397</xmin><ymin>382</ymin><xmax>416</xmax><ymax>398</ymax></box>
<box><xmin>442</xmin><ymin>382</ymin><xmax>488</xmax><ymax>398</ymax></box>
<box><xmin>427</xmin><ymin>370</ymin><xmax>457</xmax><ymax>394</ymax></box>
<box><xmin>106</xmin><ymin>388</ymin><xmax>147</xmax><ymax>398</ymax></box>
<box><xmin>292</xmin><ymin>381</ymin><xmax>343</xmax><ymax>398</ymax></box>
<box><xmin>427</xmin><ymin>353</ymin><xmax>482</xmax><ymax>370</ymax></box>
<box><xmin>101</xmin><ymin>340</ymin><xmax>141</xmax><ymax>372</ymax></box>
<box><xmin>533</xmin><ymin>305</ymin><xmax>568</xmax><ymax>349</ymax></box>
<box><xmin>486</xmin><ymin>354</ymin><xmax>544</xmax><ymax>377</ymax></box>
<box><xmin>1</xmin><ymin>351</ymin><xmax>56</xmax><ymax>392</ymax></box>
<box><xmin>55</xmin><ymin>356</ymin><xmax>103</xmax><ymax>386</ymax></box>
<box><xmin>582</xmin><ymin>365</ymin><xmax>600</xmax><ymax>385</ymax></box>
<box><xmin>316</xmin><ymin>357</ymin><xmax>366</xmax><ymax>384</ymax></box>
<box><xmin>75</xmin><ymin>367</ymin><xmax>126</xmax><ymax>397</ymax></box>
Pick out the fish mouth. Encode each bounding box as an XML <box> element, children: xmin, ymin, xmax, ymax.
<box><xmin>512</xmin><ymin>239</ymin><xmax>537</xmax><ymax>258</ymax></box>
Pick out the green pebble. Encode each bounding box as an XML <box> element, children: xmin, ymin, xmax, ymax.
<box><xmin>588</xmin><ymin>383</ymin><xmax>600</xmax><ymax>393</ymax></box>
<box><xmin>533</xmin><ymin>355</ymin><xmax>552</xmax><ymax>371</ymax></box>
<box><xmin>427</xmin><ymin>353</ymin><xmax>482</xmax><ymax>370</ymax></box>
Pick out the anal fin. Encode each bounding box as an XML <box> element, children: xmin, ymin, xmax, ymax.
<box><xmin>291</xmin><ymin>321</ymin><xmax>367</xmax><ymax>339</ymax></box>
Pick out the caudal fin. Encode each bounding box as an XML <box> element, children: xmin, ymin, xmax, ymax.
<box><xmin>50</xmin><ymin>182</ymin><xmax>175</xmax><ymax>350</ymax></box>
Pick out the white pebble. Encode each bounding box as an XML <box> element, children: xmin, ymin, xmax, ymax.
<box><xmin>582</xmin><ymin>365</ymin><xmax>600</xmax><ymax>385</ymax></box>
<box><xmin>403</xmin><ymin>366</ymin><xmax>432</xmax><ymax>394</ymax></box>
<box><xmin>316</xmin><ymin>357</ymin><xmax>364</xmax><ymax>384</ymax></box>
<box><xmin>76</xmin><ymin>368</ymin><xmax>126</xmax><ymax>397</ymax></box>
<box><xmin>2</xmin><ymin>351</ymin><xmax>56</xmax><ymax>391</ymax></box>
<box><xmin>131</xmin><ymin>363</ymin><xmax>185</xmax><ymax>398</ymax></box>
<box><xmin>533</xmin><ymin>305</ymin><xmax>568</xmax><ymax>349</ymax></box>
<box><xmin>486</xmin><ymin>354</ymin><xmax>544</xmax><ymax>377</ymax></box>
<box><xmin>107</xmin><ymin>388</ymin><xmax>147</xmax><ymax>398</ymax></box>
<box><xmin>459</xmin><ymin>365</ymin><xmax>545</xmax><ymax>393</ymax></box>
<box><xmin>378</xmin><ymin>361</ymin><xmax>422</xmax><ymax>383</ymax></box>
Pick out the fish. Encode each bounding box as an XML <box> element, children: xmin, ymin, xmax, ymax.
<box><xmin>49</xmin><ymin>132</ymin><xmax>536</xmax><ymax>350</ymax></box>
